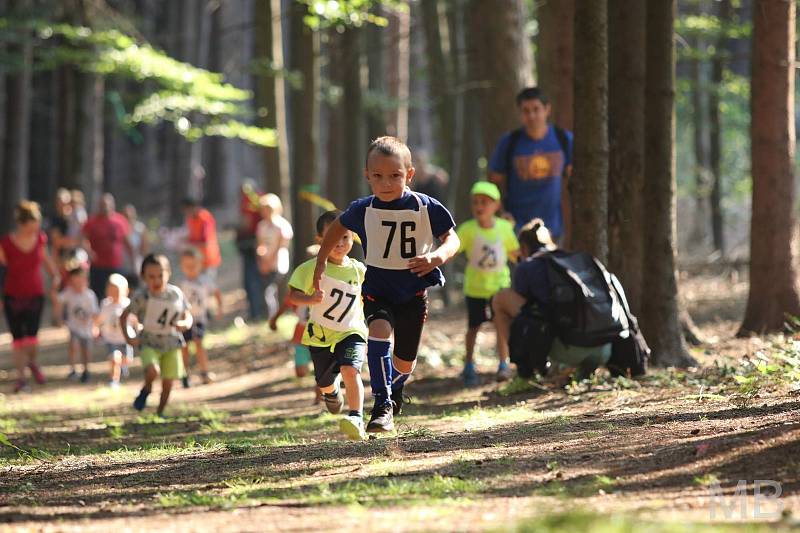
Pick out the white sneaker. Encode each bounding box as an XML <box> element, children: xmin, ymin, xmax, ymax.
<box><xmin>109</xmin><ymin>380</ymin><xmax>120</xmax><ymax>389</ymax></box>
<box><xmin>496</xmin><ymin>362</ymin><xmax>514</xmax><ymax>382</ymax></box>
<box><xmin>339</xmin><ymin>414</ymin><xmax>366</xmax><ymax>441</ymax></box>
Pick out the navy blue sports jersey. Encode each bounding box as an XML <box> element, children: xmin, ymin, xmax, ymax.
<box><xmin>339</xmin><ymin>190</ymin><xmax>455</xmax><ymax>303</ymax></box>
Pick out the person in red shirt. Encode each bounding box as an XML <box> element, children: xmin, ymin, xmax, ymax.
<box><xmin>83</xmin><ymin>193</ymin><xmax>133</xmax><ymax>297</ymax></box>
<box><xmin>236</xmin><ymin>182</ymin><xmax>267</xmax><ymax>319</ymax></box>
<box><xmin>182</xmin><ymin>198</ymin><xmax>222</xmax><ymax>277</ymax></box>
<box><xmin>0</xmin><ymin>201</ymin><xmax>59</xmax><ymax>393</ymax></box>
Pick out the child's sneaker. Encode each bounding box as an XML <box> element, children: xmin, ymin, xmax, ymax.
<box><xmin>496</xmin><ymin>361</ymin><xmax>514</xmax><ymax>382</ymax></box>
<box><xmin>28</xmin><ymin>363</ymin><xmax>46</xmax><ymax>385</ymax></box>
<box><xmin>133</xmin><ymin>388</ymin><xmax>150</xmax><ymax>411</ymax></box>
<box><xmin>182</xmin><ymin>376</ymin><xmax>191</xmax><ymax>389</ymax></box>
<box><xmin>339</xmin><ymin>414</ymin><xmax>366</xmax><ymax>441</ymax></box>
<box><xmin>80</xmin><ymin>370</ymin><xmax>90</xmax><ymax>384</ymax></box>
<box><xmin>462</xmin><ymin>363</ymin><xmax>480</xmax><ymax>387</ymax></box>
<box><xmin>201</xmin><ymin>372</ymin><xmax>213</xmax><ymax>385</ymax></box>
<box><xmin>13</xmin><ymin>380</ymin><xmax>30</xmax><ymax>393</ymax></box>
<box><xmin>67</xmin><ymin>369</ymin><xmax>79</xmax><ymax>381</ymax></box>
<box><xmin>323</xmin><ymin>388</ymin><xmax>344</xmax><ymax>414</ymax></box>
<box><xmin>109</xmin><ymin>380</ymin><xmax>120</xmax><ymax>389</ymax></box>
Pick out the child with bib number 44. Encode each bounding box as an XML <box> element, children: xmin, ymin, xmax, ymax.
<box><xmin>121</xmin><ymin>254</ymin><xmax>193</xmax><ymax>417</ymax></box>
<box><xmin>288</xmin><ymin>210</ymin><xmax>368</xmax><ymax>440</ymax></box>
<box><xmin>456</xmin><ymin>182</ymin><xmax>520</xmax><ymax>386</ymax></box>
<box><xmin>313</xmin><ymin>136</ymin><xmax>460</xmax><ymax>433</ymax></box>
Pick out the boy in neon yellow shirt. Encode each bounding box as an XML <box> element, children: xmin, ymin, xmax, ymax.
<box><xmin>456</xmin><ymin>182</ymin><xmax>520</xmax><ymax>386</ymax></box>
<box><xmin>288</xmin><ymin>211</ymin><xmax>368</xmax><ymax>440</ymax></box>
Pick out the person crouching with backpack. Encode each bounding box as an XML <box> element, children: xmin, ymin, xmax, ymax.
<box><xmin>491</xmin><ymin>220</ymin><xmax>612</xmax><ymax>382</ymax></box>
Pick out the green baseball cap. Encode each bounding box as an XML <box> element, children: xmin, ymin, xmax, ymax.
<box><xmin>470</xmin><ymin>181</ymin><xmax>501</xmax><ymax>201</ymax></box>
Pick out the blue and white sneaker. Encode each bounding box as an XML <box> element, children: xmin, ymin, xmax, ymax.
<box><xmin>462</xmin><ymin>363</ymin><xmax>480</xmax><ymax>387</ymax></box>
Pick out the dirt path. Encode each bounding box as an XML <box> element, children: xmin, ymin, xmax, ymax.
<box><xmin>0</xmin><ymin>275</ymin><xmax>798</xmax><ymax>532</ymax></box>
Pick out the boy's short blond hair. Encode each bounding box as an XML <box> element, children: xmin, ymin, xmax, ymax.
<box><xmin>365</xmin><ymin>136</ymin><xmax>413</xmax><ymax>169</ymax></box>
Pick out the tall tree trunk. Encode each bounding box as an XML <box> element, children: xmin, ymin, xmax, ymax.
<box><xmin>688</xmin><ymin>5</ymin><xmax>710</xmax><ymax>250</ymax></box>
<box><xmin>385</xmin><ymin>6</ymin><xmax>410</xmax><ymax>140</ymax></box>
<box><xmin>708</xmin><ymin>0</ymin><xmax>732</xmax><ymax>255</ymax></box>
<box><xmin>570</xmin><ymin>0</ymin><xmax>608</xmax><ymax>261</ymax></box>
<box><xmin>421</xmin><ymin>0</ymin><xmax>455</xmax><ymax>171</ymax></box>
<box><xmin>256</xmin><ymin>0</ymin><xmax>290</xmax><ymax>205</ymax></box>
<box><xmin>81</xmin><ymin>75</ymin><xmax>105</xmax><ymax>210</ymax></box>
<box><xmin>1</xmin><ymin>10</ymin><xmax>32</xmax><ymax>233</ymax></box>
<box><xmin>341</xmin><ymin>26</ymin><xmax>364</xmax><ymax>202</ymax></box>
<box><xmin>365</xmin><ymin>8</ymin><xmax>385</xmax><ymax>141</ymax></box>
<box><xmin>641</xmin><ymin>0</ymin><xmax>694</xmax><ymax>367</ymax></box>
<box><xmin>739</xmin><ymin>0</ymin><xmax>800</xmax><ymax>335</ymax></box>
<box><xmin>607</xmin><ymin>0</ymin><xmax>645</xmax><ymax>315</ymax></box>
<box><xmin>289</xmin><ymin>0</ymin><xmax>319</xmax><ymax>258</ymax></box>
<box><xmin>536</xmin><ymin>0</ymin><xmax>574</xmax><ymax>130</ymax></box>
<box><xmin>325</xmin><ymin>29</ymin><xmax>347</xmax><ymax>207</ymax></box>
<box><xmin>451</xmin><ymin>0</ymin><xmax>481</xmax><ymax>225</ymax></box>
<box><xmin>468</xmin><ymin>0</ymin><xmax>534</xmax><ymax>158</ymax></box>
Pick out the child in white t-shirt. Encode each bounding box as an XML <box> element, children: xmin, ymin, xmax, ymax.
<box><xmin>178</xmin><ymin>247</ymin><xmax>222</xmax><ymax>387</ymax></box>
<box><xmin>256</xmin><ymin>193</ymin><xmax>293</xmax><ymax>318</ymax></box>
<box><xmin>54</xmin><ymin>266</ymin><xmax>98</xmax><ymax>383</ymax></box>
<box><xmin>95</xmin><ymin>274</ymin><xmax>135</xmax><ymax>388</ymax></box>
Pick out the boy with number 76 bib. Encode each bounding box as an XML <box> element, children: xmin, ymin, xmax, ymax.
<box><xmin>313</xmin><ymin>137</ymin><xmax>460</xmax><ymax>433</ymax></box>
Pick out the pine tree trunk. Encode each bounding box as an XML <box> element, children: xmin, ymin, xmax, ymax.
<box><xmin>688</xmin><ymin>7</ymin><xmax>710</xmax><ymax>250</ymax></box>
<box><xmin>1</xmin><ymin>10</ymin><xmax>32</xmax><ymax>233</ymax></box>
<box><xmin>708</xmin><ymin>0</ymin><xmax>732</xmax><ymax>255</ymax></box>
<box><xmin>256</xmin><ymin>0</ymin><xmax>290</xmax><ymax>205</ymax></box>
<box><xmin>325</xmin><ymin>29</ymin><xmax>347</xmax><ymax>207</ymax></box>
<box><xmin>468</xmin><ymin>0</ymin><xmax>534</xmax><ymax>157</ymax></box>
<box><xmin>341</xmin><ymin>26</ymin><xmax>364</xmax><ymax>202</ymax></box>
<box><xmin>421</xmin><ymin>0</ymin><xmax>455</xmax><ymax>171</ymax></box>
<box><xmin>537</xmin><ymin>0</ymin><xmax>574</xmax><ymax>130</ymax></box>
<box><xmin>365</xmin><ymin>9</ymin><xmax>385</xmax><ymax>141</ymax></box>
<box><xmin>571</xmin><ymin>0</ymin><xmax>608</xmax><ymax>261</ymax></box>
<box><xmin>289</xmin><ymin>1</ymin><xmax>319</xmax><ymax>259</ymax></box>
<box><xmin>385</xmin><ymin>6</ymin><xmax>410</xmax><ymax>140</ymax></box>
<box><xmin>739</xmin><ymin>0</ymin><xmax>800</xmax><ymax>335</ymax></box>
<box><xmin>641</xmin><ymin>0</ymin><xmax>695</xmax><ymax>367</ymax></box>
<box><xmin>607</xmin><ymin>0</ymin><xmax>645</xmax><ymax>315</ymax></box>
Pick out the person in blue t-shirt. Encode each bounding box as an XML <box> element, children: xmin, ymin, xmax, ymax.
<box><xmin>313</xmin><ymin>136</ymin><xmax>460</xmax><ymax>433</ymax></box>
<box><xmin>488</xmin><ymin>87</ymin><xmax>574</xmax><ymax>239</ymax></box>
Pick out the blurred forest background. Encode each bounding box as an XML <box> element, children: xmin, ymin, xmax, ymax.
<box><xmin>1</xmin><ymin>0</ymin><xmax>799</xmax><ymax>363</ymax></box>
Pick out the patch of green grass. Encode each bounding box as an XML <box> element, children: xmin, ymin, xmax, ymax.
<box><xmin>0</xmin><ymin>418</ymin><xmax>18</xmax><ymax>433</ymax></box>
<box><xmin>158</xmin><ymin>490</ymin><xmax>241</xmax><ymax>508</ymax></box>
<box><xmin>508</xmin><ymin>511</ymin><xmax>785</xmax><ymax>532</ymax></box>
<box><xmin>533</xmin><ymin>475</ymin><xmax>618</xmax><ymax>499</ymax></box>
<box><xmin>397</xmin><ymin>424</ymin><xmax>435</xmax><ymax>439</ymax></box>
<box><xmin>498</xmin><ymin>377</ymin><xmax>545</xmax><ymax>397</ymax></box>
<box><xmin>440</xmin><ymin>405</ymin><xmax>540</xmax><ymax>431</ymax></box>
<box><xmin>693</xmin><ymin>472</ymin><xmax>720</xmax><ymax>487</ymax></box>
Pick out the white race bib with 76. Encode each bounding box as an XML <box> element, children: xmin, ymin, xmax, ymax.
<box><xmin>310</xmin><ymin>275</ymin><xmax>362</xmax><ymax>331</ymax></box>
<box><xmin>364</xmin><ymin>192</ymin><xmax>435</xmax><ymax>270</ymax></box>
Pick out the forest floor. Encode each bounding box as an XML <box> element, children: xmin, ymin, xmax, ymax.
<box><xmin>1</xmin><ymin>270</ymin><xmax>799</xmax><ymax>532</ymax></box>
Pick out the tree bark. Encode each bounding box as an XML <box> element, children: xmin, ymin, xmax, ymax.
<box><xmin>537</xmin><ymin>0</ymin><xmax>574</xmax><ymax>130</ymax></box>
<box><xmin>421</xmin><ymin>0</ymin><xmax>455</xmax><ymax>171</ymax></box>
<box><xmin>289</xmin><ymin>0</ymin><xmax>319</xmax><ymax>259</ymax></box>
<box><xmin>256</xmin><ymin>0</ymin><xmax>290</xmax><ymax>205</ymax></box>
<box><xmin>570</xmin><ymin>0</ymin><xmax>608</xmax><ymax>261</ymax></box>
<box><xmin>341</xmin><ymin>26</ymin><xmax>364</xmax><ymax>202</ymax></box>
<box><xmin>467</xmin><ymin>0</ymin><xmax>534</xmax><ymax>158</ymax></box>
<box><xmin>325</xmin><ymin>29</ymin><xmax>347</xmax><ymax>208</ymax></box>
<box><xmin>739</xmin><ymin>0</ymin><xmax>800</xmax><ymax>335</ymax></box>
<box><xmin>1</xmin><ymin>10</ymin><xmax>33</xmax><ymax>233</ymax></box>
<box><xmin>607</xmin><ymin>0</ymin><xmax>645</xmax><ymax>315</ymax></box>
<box><xmin>641</xmin><ymin>0</ymin><xmax>695</xmax><ymax>367</ymax></box>
<box><xmin>364</xmin><ymin>8</ymin><xmax>385</xmax><ymax>141</ymax></box>
<box><xmin>385</xmin><ymin>6</ymin><xmax>410</xmax><ymax>141</ymax></box>
<box><xmin>688</xmin><ymin>3</ymin><xmax>710</xmax><ymax>250</ymax></box>
<box><xmin>708</xmin><ymin>0</ymin><xmax>732</xmax><ymax>255</ymax></box>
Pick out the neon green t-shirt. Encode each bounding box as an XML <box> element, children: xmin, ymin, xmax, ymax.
<box><xmin>288</xmin><ymin>256</ymin><xmax>368</xmax><ymax>350</ymax></box>
<box><xmin>456</xmin><ymin>218</ymin><xmax>519</xmax><ymax>299</ymax></box>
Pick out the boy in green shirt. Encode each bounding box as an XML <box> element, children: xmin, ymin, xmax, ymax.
<box><xmin>287</xmin><ymin>211</ymin><xmax>368</xmax><ymax>440</ymax></box>
<box><xmin>456</xmin><ymin>182</ymin><xmax>520</xmax><ymax>386</ymax></box>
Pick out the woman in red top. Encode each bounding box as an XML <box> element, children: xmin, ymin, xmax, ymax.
<box><xmin>0</xmin><ymin>201</ymin><xmax>59</xmax><ymax>393</ymax></box>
